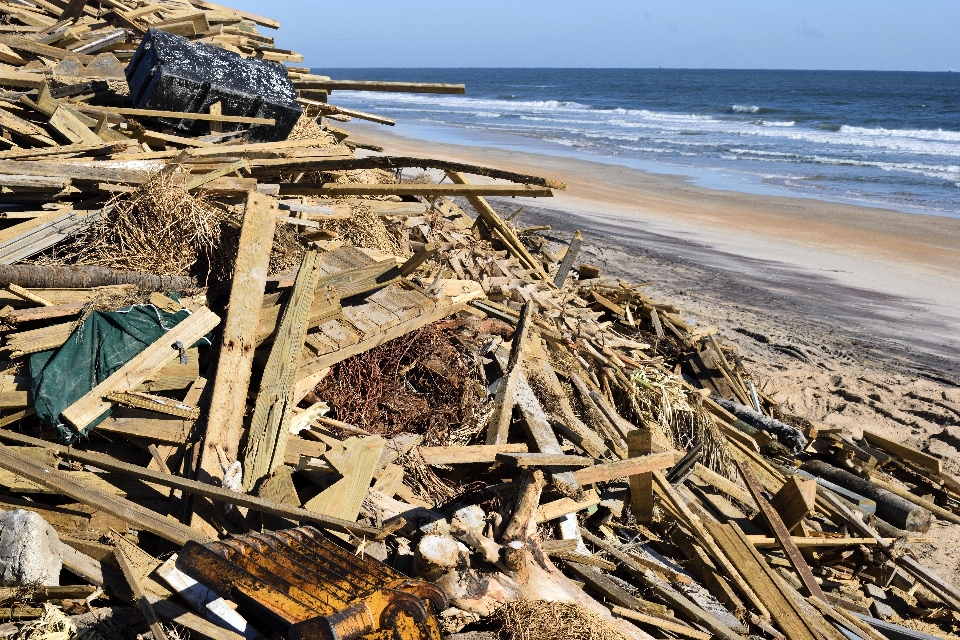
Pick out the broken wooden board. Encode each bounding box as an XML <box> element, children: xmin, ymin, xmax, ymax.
<box><xmin>62</xmin><ymin>308</ymin><xmax>220</xmax><ymax>432</ymax></box>
<box><xmin>295</xmin><ymin>280</ymin><xmax>483</xmax><ymax>383</ymax></box>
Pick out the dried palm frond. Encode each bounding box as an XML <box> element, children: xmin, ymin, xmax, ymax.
<box><xmin>493</xmin><ymin>600</ymin><xmax>628</xmax><ymax>640</ymax></box>
<box><xmin>628</xmin><ymin>365</ymin><xmax>734</xmax><ymax>478</ymax></box>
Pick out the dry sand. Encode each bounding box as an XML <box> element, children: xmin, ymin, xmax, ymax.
<box><xmin>341</xmin><ymin>121</ymin><xmax>960</xmax><ymax>589</ymax></box>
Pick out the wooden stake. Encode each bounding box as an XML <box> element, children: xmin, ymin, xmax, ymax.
<box><xmin>628</xmin><ymin>428</ymin><xmax>654</xmax><ymax>523</ymax></box>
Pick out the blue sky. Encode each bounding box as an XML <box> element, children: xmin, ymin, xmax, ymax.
<box><xmin>230</xmin><ymin>0</ymin><xmax>959</xmax><ymax>71</ymax></box>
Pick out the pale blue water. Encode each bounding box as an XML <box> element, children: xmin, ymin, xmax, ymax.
<box><xmin>314</xmin><ymin>69</ymin><xmax>960</xmax><ymax>217</ymax></box>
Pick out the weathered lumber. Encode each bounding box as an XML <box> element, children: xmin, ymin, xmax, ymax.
<box><xmin>570</xmin><ymin>452</ymin><xmax>675</xmax><ymax>486</ymax></box>
<box><xmin>737</xmin><ymin>459</ymin><xmax>826</xmax><ymax>602</ymax></box>
<box><xmin>862</xmin><ymin>430</ymin><xmax>942</xmax><ymax>475</ymax></box>
<box><xmin>652</xmin><ymin>471</ymin><xmax>770</xmax><ymax>619</ymax></box>
<box><xmin>0</xmin><ymin>429</ymin><xmax>381</xmax><ymax>537</ymax></box>
<box><xmin>277</xmin><ymin>183</ymin><xmax>554</xmax><ymax>197</ymax></box>
<box><xmin>706</xmin><ymin>522</ymin><xmax>820</xmax><ymax>640</ymax></box>
<box><xmin>62</xmin><ymin>307</ymin><xmax>220</xmax><ymax>431</ymax></box>
<box><xmin>0</xmin><ymin>35</ymin><xmax>95</xmax><ymax>63</ymax></box>
<box><xmin>497</xmin><ymin>453</ymin><xmax>593</xmax><ymax>467</ymax></box>
<box><xmin>264</xmin><ymin>156</ymin><xmax>566</xmax><ymax>190</ymax></box>
<box><xmin>511</xmin><ymin>367</ymin><xmax>581</xmax><ymax>494</ymax></box>
<box><xmin>581</xmin><ymin>529</ymin><xmax>746</xmax><ymax>640</ymax></box>
<box><xmin>628</xmin><ymin>428</ymin><xmax>654</xmax><ymax>523</ymax></box>
<box><xmin>611</xmin><ymin>607</ymin><xmax>711</xmax><ymax>640</ymax></box>
<box><xmin>667</xmin><ymin>526</ymin><xmax>746</xmax><ymax>618</ymax></box>
<box><xmin>536</xmin><ymin>489</ymin><xmax>601</xmax><ymax>523</ymax></box>
<box><xmin>420</xmin><ymin>443</ymin><xmax>528</xmax><ymax>465</ymax></box>
<box><xmin>114</xmin><ymin>546</ymin><xmax>171</xmax><ymax>640</ymax></box>
<box><xmin>0</xmin><ymin>444</ymin><xmax>208</xmax><ymax>546</ymax></box>
<box><xmin>762</xmin><ymin>475</ymin><xmax>817</xmax><ymax>533</ymax></box>
<box><xmin>800</xmin><ymin>460</ymin><xmax>931</xmax><ymax>532</ymax></box>
<box><xmin>78</xmin><ymin>105</ymin><xmax>275</xmax><ymax>124</ymax></box>
<box><xmin>818</xmin><ymin>491</ymin><xmax>960</xmax><ymax>612</ymax></box>
<box><xmin>446</xmin><ymin>170</ymin><xmax>552</xmax><ymax>281</ymax></box>
<box><xmin>486</xmin><ymin>302</ymin><xmax>532</xmax><ymax>444</ymax></box>
<box><xmin>553</xmin><ymin>229</ymin><xmax>583</xmax><ymax>287</ymax></box>
<box><xmin>243</xmin><ymin>250</ymin><xmax>323</xmax><ymax>492</ymax></box>
<box><xmin>199</xmin><ymin>192</ymin><xmax>277</xmax><ymax>487</ymax></box>
<box><xmin>303</xmin><ymin>435</ymin><xmax>385</xmax><ymax>525</ymax></box>
<box><xmin>746</xmin><ymin>536</ymin><xmax>900</xmax><ymax>548</ymax></box>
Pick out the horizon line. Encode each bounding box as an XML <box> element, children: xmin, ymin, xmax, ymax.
<box><xmin>306</xmin><ymin>66</ymin><xmax>957</xmax><ymax>74</ymax></box>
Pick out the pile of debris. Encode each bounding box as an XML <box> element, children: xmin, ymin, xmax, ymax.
<box><xmin>0</xmin><ymin>3</ymin><xmax>955</xmax><ymax>640</ymax></box>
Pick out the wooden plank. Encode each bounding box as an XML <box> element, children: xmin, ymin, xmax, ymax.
<box><xmin>0</xmin><ymin>429</ymin><xmax>381</xmax><ymax>538</ymax></box>
<box><xmin>737</xmin><ymin>460</ymin><xmax>827</xmax><ymax>603</ymax></box>
<box><xmin>303</xmin><ymin>435</ymin><xmax>385</xmax><ymax>525</ymax></box>
<box><xmin>581</xmin><ymin>529</ymin><xmax>745</xmax><ymax>640</ymax></box>
<box><xmin>611</xmin><ymin>607</ymin><xmax>711</xmax><ymax>640</ymax></box>
<box><xmin>293</xmin><ymin>79</ymin><xmax>464</xmax><ymax>94</ymax></box>
<box><xmin>0</xmin><ymin>35</ymin><xmax>95</xmax><ymax>63</ymax></box>
<box><xmin>62</xmin><ymin>308</ymin><xmax>220</xmax><ymax>431</ymax></box>
<box><xmin>420</xmin><ymin>443</ymin><xmax>528</xmax><ymax>465</ymax></box>
<box><xmin>862</xmin><ymin>430</ymin><xmax>942</xmax><ymax>475</ymax></box>
<box><xmin>0</xmin><ymin>444</ymin><xmax>208</xmax><ymax>546</ymax></box>
<box><xmin>653</xmin><ymin>471</ymin><xmax>770</xmax><ymax>620</ymax></box>
<box><xmin>278</xmin><ymin>183</ymin><xmax>554</xmax><ymax>198</ymax></box>
<box><xmin>706</xmin><ymin>521</ymin><xmax>819</xmax><ymax>640</ymax></box>
<box><xmin>49</xmin><ymin>105</ymin><xmax>101</xmax><ymax>145</ymax></box>
<box><xmin>746</xmin><ymin>536</ymin><xmax>900</xmax><ymax>548</ymax></box>
<box><xmin>114</xmin><ymin>545</ymin><xmax>171</xmax><ymax>640</ymax></box>
<box><xmin>295</xmin><ymin>280</ymin><xmax>483</xmax><ymax>382</ymax></box>
<box><xmin>199</xmin><ymin>192</ymin><xmax>277</xmax><ymax>484</ymax></box>
<box><xmin>570</xmin><ymin>452</ymin><xmax>675</xmax><ymax>486</ymax></box>
<box><xmin>486</xmin><ymin>302</ymin><xmax>532</xmax><ymax>444</ymax></box>
<box><xmin>766</xmin><ymin>475</ymin><xmax>817</xmax><ymax>532</ymax></box>
<box><xmin>243</xmin><ymin>250</ymin><xmax>323</xmax><ymax>492</ymax></box>
<box><xmin>496</xmin><ymin>452</ymin><xmax>594</xmax><ymax>467</ymax></box>
<box><xmin>535</xmin><ymin>489</ymin><xmax>600</xmax><ymax>523</ymax></box>
<box><xmin>78</xmin><ymin>105</ymin><xmax>275</xmax><ymax>124</ymax></box>
<box><xmin>628</xmin><ymin>428</ymin><xmax>654</xmax><ymax>523</ymax></box>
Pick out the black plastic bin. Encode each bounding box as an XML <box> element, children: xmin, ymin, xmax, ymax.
<box><xmin>125</xmin><ymin>28</ymin><xmax>301</xmax><ymax>143</ymax></box>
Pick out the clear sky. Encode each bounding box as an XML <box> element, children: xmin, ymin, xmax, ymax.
<box><xmin>229</xmin><ymin>0</ymin><xmax>959</xmax><ymax>72</ymax></box>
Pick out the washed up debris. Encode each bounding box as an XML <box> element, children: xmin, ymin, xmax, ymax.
<box><xmin>0</xmin><ymin>2</ymin><xmax>955</xmax><ymax>640</ymax></box>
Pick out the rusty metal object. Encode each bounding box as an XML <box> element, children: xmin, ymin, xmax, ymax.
<box><xmin>177</xmin><ymin>525</ymin><xmax>446</xmax><ymax>640</ymax></box>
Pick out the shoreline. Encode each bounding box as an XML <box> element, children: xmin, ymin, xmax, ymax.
<box><xmin>340</xmin><ymin>120</ymin><xmax>960</xmax><ymax>378</ymax></box>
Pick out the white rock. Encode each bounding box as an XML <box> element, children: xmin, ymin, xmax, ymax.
<box><xmin>0</xmin><ymin>510</ymin><xmax>62</xmax><ymax>586</ymax></box>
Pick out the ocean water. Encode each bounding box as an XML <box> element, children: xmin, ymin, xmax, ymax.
<box><xmin>314</xmin><ymin>69</ymin><xmax>960</xmax><ymax>217</ymax></box>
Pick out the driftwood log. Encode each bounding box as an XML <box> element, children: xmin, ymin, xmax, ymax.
<box><xmin>711</xmin><ymin>396</ymin><xmax>806</xmax><ymax>453</ymax></box>
<box><xmin>800</xmin><ymin>460</ymin><xmax>932</xmax><ymax>532</ymax></box>
<box><xmin>0</xmin><ymin>264</ymin><xmax>196</xmax><ymax>291</ymax></box>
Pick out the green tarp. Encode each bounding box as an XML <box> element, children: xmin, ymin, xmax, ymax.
<box><xmin>28</xmin><ymin>300</ymin><xmax>210</xmax><ymax>443</ymax></box>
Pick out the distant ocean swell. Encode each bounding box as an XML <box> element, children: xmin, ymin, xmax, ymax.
<box><xmin>319</xmin><ymin>69</ymin><xmax>960</xmax><ymax>215</ymax></box>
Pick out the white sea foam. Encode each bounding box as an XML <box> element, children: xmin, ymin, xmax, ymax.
<box><xmin>760</xmin><ymin>120</ymin><xmax>796</xmax><ymax>127</ymax></box>
<box><xmin>732</xmin><ymin>105</ymin><xmax>761</xmax><ymax>113</ymax></box>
